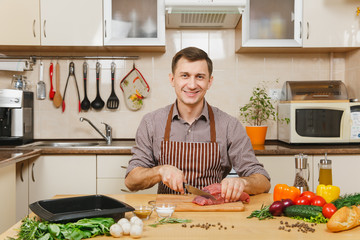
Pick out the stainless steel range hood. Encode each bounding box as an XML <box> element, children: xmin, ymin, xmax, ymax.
<box><xmin>165</xmin><ymin>0</ymin><xmax>246</xmax><ymax>29</ymax></box>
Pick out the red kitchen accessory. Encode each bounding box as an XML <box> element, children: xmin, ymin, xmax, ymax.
<box><xmin>62</xmin><ymin>62</ymin><xmax>81</xmax><ymax>113</ymax></box>
<box><xmin>120</xmin><ymin>64</ymin><xmax>149</xmax><ymax>111</ymax></box>
<box><xmin>49</xmin><ymin>63</ymin><xmax>55</xmax><ymax>100</ymax></box>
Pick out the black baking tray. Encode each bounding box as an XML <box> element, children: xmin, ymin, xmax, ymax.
<box><xmin>29</xmin><ymin>195</ymin><xmax>135</xmax><ymax>223</ymax></box>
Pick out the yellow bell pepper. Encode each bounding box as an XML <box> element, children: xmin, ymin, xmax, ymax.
<box><xmin>316</xmin><ymin>184</ymin><xmax>340</xmax><ymax>203</ymax></box>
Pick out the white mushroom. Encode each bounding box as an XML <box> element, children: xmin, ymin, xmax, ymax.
<box><xmin>110</xmin><ymin>223</ymin><xmax>123</xmax><ymax>238</ymax></box>
<box><xmin>122</xmin><ymin>222</ymin><xmax>131</xmax><ymax>235</ymax></box>
<box><xmin>130</xmin><ymin>224</ymin><xmax>143</xmax><ymax>238</ymax></box>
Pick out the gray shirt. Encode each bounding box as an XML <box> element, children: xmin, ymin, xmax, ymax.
<box><xmin>126</xmin><ymin>101</ymin><xmax>270</xmax><ymax>181</ymax></box>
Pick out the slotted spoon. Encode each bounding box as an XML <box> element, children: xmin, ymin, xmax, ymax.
<box><xmin>106</xmin><ymin>62</ymin><xmax>119</xmax><ymax>109</ymax></box>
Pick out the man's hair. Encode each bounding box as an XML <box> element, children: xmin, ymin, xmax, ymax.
<box><xmin>171</xmin><ymin>47</ymin><xmax>213</xmax><ymax>76</ymax></box>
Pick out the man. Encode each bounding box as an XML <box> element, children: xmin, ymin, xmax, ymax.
<box><xmin>125</xmin><ymin>47</ymin><xmax>270</xmax><ymax>202</ymax></box>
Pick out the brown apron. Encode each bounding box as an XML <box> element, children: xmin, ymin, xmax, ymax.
<box><xmin>158</xmin><ymin>103</ymin><xmax>222</xmax><ymax>194</ymax></box>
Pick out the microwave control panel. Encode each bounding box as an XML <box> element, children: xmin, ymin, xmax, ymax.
<box><xmin>350</xmin><ymin>104</ymin><xmax>360</xmax><ymax>139</ymax></box>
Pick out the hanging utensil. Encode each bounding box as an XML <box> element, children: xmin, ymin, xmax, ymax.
<box><xmin>53</xmin><ymin>62</ymin><xmax>62</xmax><ymax>108</ymax></box>
<box><xmin>91</xmin><ymin>62</ymin><xmax>104</xmax><ymax>110</ymax></box>
<box><xmin>62</xmin><ymin>62</ymin><xmax>81</xmax><ymax>113</ymax></box>
<box><xmin>80</xmin><ymin>62</ymin><xmax>91</xmax><ymax>111</ymax></box>
<box><xmin>36</xmin><ymin>61</ymin><xmax>46</xmax><ymax>100</ymax></box>
<box><xmin>49</xmin><ymin>62</ymin><xmax>55</xmax><ymax>100</ymax></box>
<box><xmin>106</xmin><ymin>62</ymin><xmax>119</xmax><ymax>109</ymax></box>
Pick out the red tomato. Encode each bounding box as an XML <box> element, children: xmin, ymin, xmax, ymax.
<box><xmin>300</xmin><ymin>191</ymin><xmax>316</xmax><ymax>202</ymax></box>
<box><xmin>322</xmin><ymin>203</ymin><xmax>337</xmax><ymax>219</ymax></box>
<box><xmin>294</xmin><ymin>196</ymin><xmax>310</xmax><ymax>205</ymax></box>
<box><xmin>310</xmin><ymin>196</ymin><xmax>326</xmax><ymax>207</ymax></box>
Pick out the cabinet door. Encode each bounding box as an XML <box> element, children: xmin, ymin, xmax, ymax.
<box><xmin>28</xmin><ymin>155</ymin><xmax>96</xmax><ymax>204</ymax></box>
<box><xmin>303</xmin><ymin>0</ymin><xmax>360</xmax><ymax>47</ymax></box>
<box><xmin>241</xmin><ymin>0</ymin><xmax>302</xmax><ymax>47</ymax></box>
<box><xmin>0</xmin><ymin>0</ymin><xmax>40</xmax><ymax>45</ymax></box>
<box><xmin>257</xmin><ymin>155</ymin><xmax>314</xmax><ymax>193</ymax></box>
<box><xmin>103</xmin><ymin>0</ymin><xmax>165</xmax><ymax>46</ymax></box>
<box><xmin>97</xmin><ymin>155</ymin><xmax>157</xmax><ymax>194</ymax></box>
<box><xmin>16</xmin><ymin>161</ymin><xmax>29</xmax><ymax>222</ymax></box>
<box><xmin>40</xmin><ymin>0</ymin><xmax>103</xmax><ymax>46</ymax></box>
<box><xmin>0</xmin><ymin>164</ymin><xmax>16</xmax><ymax>234</ymax></box>
<box><xmin>313</xmin><ymin>155</ymin><xmax>360</xmax><ymax>195</ymax></box>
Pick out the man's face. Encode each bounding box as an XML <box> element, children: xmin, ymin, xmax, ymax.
<box><xmin>169</xmin><ymin>57</ymin><xmax>213</xmax><ymax>107</ymax></box>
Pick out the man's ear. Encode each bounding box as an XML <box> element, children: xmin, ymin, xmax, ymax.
<box><xmin>169</xmin><ymin>73</ymin><xmax>175</xmax><ymax>87</ymax></box>
<box><xmin>207</xmin><ymin>76</ymin><xmax>214</xmax><ymax>89</ymax></box>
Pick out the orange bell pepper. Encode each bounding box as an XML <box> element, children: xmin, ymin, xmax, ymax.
<box><xmin>273</xmin><ymin>184</ymin><xmax>301</xmax><ymax>202</ymax></box>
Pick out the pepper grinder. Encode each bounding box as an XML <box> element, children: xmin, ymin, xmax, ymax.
<box><xmin>319</xmin><ymin>153</ymin><xmax>333</xmax><ymax>185</ymax></box>
<box><xmin>293</xmin><ymin>153</ymin><xmax>310</xmax><ymax>193</ymax></box>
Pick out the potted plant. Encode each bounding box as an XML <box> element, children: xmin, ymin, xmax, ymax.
<box><xmin>239</xmin><ymin>82</ymin><xmax>289</xmax><ymax>147</ymax></box>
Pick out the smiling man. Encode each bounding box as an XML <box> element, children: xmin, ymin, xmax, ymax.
<box><xmin>125</xmin><ymin>47</ymin><xmax>270</xmax><ymax>202</ymax></box>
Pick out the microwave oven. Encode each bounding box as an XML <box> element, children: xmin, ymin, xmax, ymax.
<box><xmin>278</xmin><ymin>101</ymin><xmax>360</xmax><ymax>144</ymax></box>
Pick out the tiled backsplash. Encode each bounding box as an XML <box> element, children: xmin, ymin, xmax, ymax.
<box><xmin>0</xmin><ymin>30</ymin><xmax>351</xmax><ymax>140</ymax></box>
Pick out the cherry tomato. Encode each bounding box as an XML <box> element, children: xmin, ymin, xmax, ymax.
<box><xmin>310</xmin><ymin>196</ymin><xmax>326</xmax><ymax>207</ymax></box>
<box><xmin>294</xmin><ymin>196</ymin><xmax>310</xmax><ymax>205</ymax></box>
<box><xmin>322</xmin><ymin>203</ymin><xmax>337</xmax><ymax>219</ymax></box>
<box><xmin>300</xmin><ymin>191</ymin><xmax>316</xmax><ymax>202</ymax></box>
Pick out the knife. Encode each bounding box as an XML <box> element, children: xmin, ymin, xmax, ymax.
<box><xmin>184</xmin><ymin>183</ymin><xmax>216</xmax><ymax>201</ymax></box>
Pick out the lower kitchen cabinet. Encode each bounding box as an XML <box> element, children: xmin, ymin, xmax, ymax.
<box><xmin>97</xmin><ymin>155</ymin><xmax>157</xmax><ymax>194</ymax></box>
<box><xmin>0</xmin><ymin>164</ymin><xmax>16</xmax><ymax>234</ymax></box>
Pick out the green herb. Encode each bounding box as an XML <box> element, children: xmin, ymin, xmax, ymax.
<box><xmin>148</xmin><ymin>218</ymin><xmax>192</xmax><ymax>228</ymax></box>
<box><xmin>247</xmin><ymin>204</ymin><xmax>274</xmax><ymax>220</ymax></box>
<box><xmin>8</xmin><ymin>217</ymin><xmax>114</xmax><ymax>240</ymax></box>
<box><xmin>331</xmin><ymin>193</ymin><xmax>360</xmax><ymax>209</ymax></box>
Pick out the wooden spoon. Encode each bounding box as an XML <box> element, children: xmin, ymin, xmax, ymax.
<box><xmin>53</xmin><ymin>62</ymin><xmax>62</xmax><ymax>108</ymax></box>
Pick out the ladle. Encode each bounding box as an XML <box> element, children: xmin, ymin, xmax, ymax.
<box><xmin>91</xmin><ymin>62</ymin><xmax>104</xmax><ymax>110</ymax></box>
<box><xmin>80</xmin><ymin>62</ymin><xmax>91</xmax><ymax>110</ymax></box>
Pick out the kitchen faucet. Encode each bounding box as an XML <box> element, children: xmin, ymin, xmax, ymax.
<box><xmin>79</xmin><ymin>117</ymin><xmax>112</xmax><ymax>145</ymax></box>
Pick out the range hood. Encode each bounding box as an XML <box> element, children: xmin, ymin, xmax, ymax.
<box><xmin>165</xmin><ymin>0</ymin><xmax>246</xmax><ymax>29</ymax></box>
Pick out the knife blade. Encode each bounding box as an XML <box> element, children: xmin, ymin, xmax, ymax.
<box><xmin>184</xmin><ymin>183</ymin><xmax>216</xmax><ymax>201</ymax></box>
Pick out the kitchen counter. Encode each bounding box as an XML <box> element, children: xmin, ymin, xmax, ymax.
<box><xmin>0</xmin><ymin>148</ymin><xmax>41</xmax><ymax>168</ymax></box>
<box><xmin>1</xmin><ymin>193</ymin><xmax>359</xmax><ymax>239</ymax></box>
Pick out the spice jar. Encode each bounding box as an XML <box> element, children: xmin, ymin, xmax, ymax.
<box><xmin>293</xmin><ymin>153</ymin><xmax>309</xmax><ymax>193</ymax></box>
<box><xmin>318</xmin><ymin>153</ymin><xmax>332</xmax><ymax>185</ymax></box>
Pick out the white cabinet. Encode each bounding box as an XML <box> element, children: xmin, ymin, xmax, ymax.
<box><xmin>240</xmin><ymin>0</ymin><xmax>302</xmax><ymax>47</ymax></box>
<box><xmin>40</xmin><ymin>0</ymin><xmax>103</xmax><ymax>46</ymax></box>
<box><xmin>103</xmin><ymin>0</ymin><xmax>165</xmax><ymax>47</ymax></box>
<box><xmin>0</xmin><ymin>164</ymin><xmax>16</xmax><ymax>234</ymax></box>
<box><xmin>313</xmin><ymin>155</ymin><xmax>360</xmax><ymax>195</ymax></box>
<box><xmin>302</xmin><ymin>0</ymin><xmax>360</xmax><ymax>47</ymax></box>
<box><xmin>16</xmin><ymin>161</ymin><xmax>30</xmax><ymax>222</ymax></box>
<box><xmin>0</xmin><ymin>0</ymin><xmax>40</xmax><ymax>45</ymax></box>
<box><xmin>97</xmin><ymin>155</ymin><xmax>157</xmax><ymax>194</ymax></box>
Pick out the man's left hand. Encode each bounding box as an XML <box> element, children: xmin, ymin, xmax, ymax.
<box><xmin>220</xmin><ymin>177</ymin><xmax>247</xmax><ymax>203</ymax></box>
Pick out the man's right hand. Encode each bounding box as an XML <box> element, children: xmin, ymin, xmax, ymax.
<box><xmin>158</xmin><ymin>165</ymin><xmax>186</xmax><ymax>194</ymax></box>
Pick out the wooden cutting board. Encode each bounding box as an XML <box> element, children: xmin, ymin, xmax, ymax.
<box><xmin>155</xmin><ymin>194</ymin><xmax>245</xmax><ymax>212</ymax></box>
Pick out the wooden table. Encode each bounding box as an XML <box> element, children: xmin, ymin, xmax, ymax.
<box><xmin>1</xmin><ymin>193</ymin><xmax>360</xmax><ymax>240</ymax></box>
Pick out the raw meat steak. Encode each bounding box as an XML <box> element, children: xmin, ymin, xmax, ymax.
<box><xmin>192</xmin><ymin>183</ymin><xmax>250</xmax><ymax>206</ymax></box>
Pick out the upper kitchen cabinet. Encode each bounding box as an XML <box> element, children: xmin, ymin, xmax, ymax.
<box><xmin>103</xmin><ymin>0</ymin><xmax>165</xmax><ymax>49</ymax></box>
<box><xmin>0</xmin><ymin>0</ymin><xmax>40</xmax><ymax>45</ymax></box>
<box><xmin>238</xmin><ymin>0</ymin><xmax>302</xmax><ymax>48</ymax></box>
<box><xmin>302</xmin><ymin>0</ymin><xmax>360</xmax><ymax>48</ymax></box>
<box><xmin>40</xmin><ymin>0</ymin><xmax>103</xmax><ymax>46</ymax></box>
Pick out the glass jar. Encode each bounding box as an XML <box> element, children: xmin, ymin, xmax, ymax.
<box><xmin>293</xmin><ymin>153</ymin><xmax>309</xmax><ymax>193</ymax></box>
<box><xmin>319</xmin><ymin>154</ymin><xmax>332</xmax><ymax>185</ymax></box>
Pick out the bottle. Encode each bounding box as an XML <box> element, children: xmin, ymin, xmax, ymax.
<box><xmin>293</xmin><ymin>153</ymin><xmax>310</xmax><ymax>193</ymax></box>
<box><xmin>319</xmin><ymin>153</ymin><xmax>332</xmax><ymax>185</ymax></box>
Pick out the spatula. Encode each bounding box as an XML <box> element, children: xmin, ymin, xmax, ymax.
<box><xmin>36</xmin><ymin>62</ymin><xmax>46</xmax><ymax>100</ymax></box>
<box><xmin>53</xmin><ymin>62</ymin><xmax>63</xmax><ymax>108</ymax></box>
<box><xmin>106</xmin><ymin>62</ymin><xmax>119</xmax><ymax>109</ymax></box>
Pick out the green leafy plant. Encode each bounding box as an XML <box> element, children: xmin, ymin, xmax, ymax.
<box><xmin>239</xmin><ymin>82</ymin><xmax>289</xmax><ymax>126</ymax></box>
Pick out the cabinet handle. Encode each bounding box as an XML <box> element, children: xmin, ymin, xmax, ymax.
<box><xmin>104</xmin><ymin>20</ymin><xmax>107</xmax><ymax>38</ymax></box>
<box><xmin>307</xmin><ymin>22</ymin><xmax>309</xmax><ymax>39</ymax></box>
<box><xmin>121</xmin><ymin>166</ymin><xmax>127</xmax><ymax>169</ymax></box>
<box><xmin>43</xmin><ymin>20</ymin><xmax>47</xmax><ymax>38</ymax></box>
<box><xmin>20</xmin><ymin>162</ymin><xmax>24</xmax><ymax>182</ymax></box>
<box><xmin>121</xmin><ymin>188</ymin><xmax>138</xmax><ymax>193</ymax></box>
<box><xmin>33</xmin><ymin>20</ymin><xmax>36</xmax><ymax>38</ymax></box>
<box><xmin>31</xmin><ymin>162</ymin><xmax>35</xmax><ymax>182</ymax></box>
<box><xmin>299</xmin><ymin>21</ymin><xmax>302</xmax><ymax>39</ymax></box>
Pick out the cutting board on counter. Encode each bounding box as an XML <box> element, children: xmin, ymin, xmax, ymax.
<box><xmin>155</xmin><ymin>194</ymin><xmax>245</xmax><ymax>212</ymax></box>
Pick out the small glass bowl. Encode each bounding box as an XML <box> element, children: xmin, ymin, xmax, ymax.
<box><xmin>155</xmin><ymin>203</ymin><xmax>176</xmax><ymax>218</ymax></box>
<box><xmin>133</xmin><ymin>205</ymin><xmax>154</xmax><ymax>220</ymax></box>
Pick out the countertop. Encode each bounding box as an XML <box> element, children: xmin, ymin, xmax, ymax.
<box><xmin>1</xmin><ymin>193</ymin><xmax>359</xmax><ymax>239</ymax></box>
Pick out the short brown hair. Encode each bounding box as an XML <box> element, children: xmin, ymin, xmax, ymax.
<box><xmin>171</xmin><ymin>47</ymin><xmax>213</xmax><ymax>76</ymax></box>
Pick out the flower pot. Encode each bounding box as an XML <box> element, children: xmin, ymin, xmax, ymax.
<box><xmin>245</xmin><ymin>126</ymin><xmax>268</xmax><ymax>146</ymax></box>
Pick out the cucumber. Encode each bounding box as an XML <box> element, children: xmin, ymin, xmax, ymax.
<box><xmin>284</xmin><ymin>205</ymin><xmax>323</xmax><ymax>219</ymax></box>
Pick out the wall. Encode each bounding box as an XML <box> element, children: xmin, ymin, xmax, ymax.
<box><xmin>345</xmin><ymin>48</ymin><xmax>360</xmax><ymax>99</ymax></box>
<box><xmin>0</xmin><ymin>30</ymin><xmax>348</xmax><ymax>140</ymax></box>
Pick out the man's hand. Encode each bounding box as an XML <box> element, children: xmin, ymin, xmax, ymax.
<box><xmin>158</xmin><ymin>165</ymin><xmax>186</xmax><ymax>194</ymax></box>
<box><xmin>220</xmin><ymin>177</ymin><xmax>247</xmax><ymax>203</ymax></box>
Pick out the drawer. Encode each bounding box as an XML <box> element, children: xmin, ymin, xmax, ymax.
<box><xmin>97</xmin><ymin>155</ymin><xmax>130</xmax><ymax>178</ymax></box>
<box><xmin>97</xmin><ymin>179</ymin><xmax>158</xmax><ymax>195</ymax></box>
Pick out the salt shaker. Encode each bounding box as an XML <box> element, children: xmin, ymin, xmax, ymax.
<box><xmin>319</xmin><ymin>153</ymin><xmax>332</xmax><ymax>185</ymax></box>
<box><xmin>293</xmin><ymin>153</ymin><xmax>310</xmax><ymax>193</ymax></box>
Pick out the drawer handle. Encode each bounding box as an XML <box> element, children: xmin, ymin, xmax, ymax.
<box><xmin>121</xmin><ymin>166</ymin><xmax>127</xmax><ymax>169</ymax></box>
<box><xmin>121</xmin><ymin>188</ymin><xmax>137</xmax><ymax>193</ymax></box>
<box><xmin>307</xmin><ymin>22</ymin><xmax>309</xmax><ymax>39</ymax></box>
<box><xmin>33</xmin><ymin>19</ymin><xmax>36</xmax><ymax>38</ymax></box>
<box><xmin>104</xmin><ymin>20</ymin><xmax>107</xmax><ymax>38</ymax></box>
<box><xmin>43</xmin><ymin>20</ymin><xmax>46</xmax><ymax>38</ymax></box>
<box><xmin>299</xmin><ymin>21</ymin><xmax>302</xmax><ymax>39</ymax></box>
<box><xmin>20</xmin><ymin>162</ymin><xmax>24</xmax><ymax>182</ymax></box>
<box><xmin>31</xmin><ymin>162</ymin><xmax>35</xmax><ymax>182</ymax></box>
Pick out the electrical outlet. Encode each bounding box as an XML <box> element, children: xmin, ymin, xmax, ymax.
<box><xmin>269</xmin><ymin>89</ymin><xmax>281</xmax><ymax>100</ymax></box>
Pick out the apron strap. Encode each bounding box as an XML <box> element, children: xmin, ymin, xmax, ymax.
<box><xmin>164</xmin><ymin>102</ymin><xmax>216</xmax><ymax>142</ymax></box>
